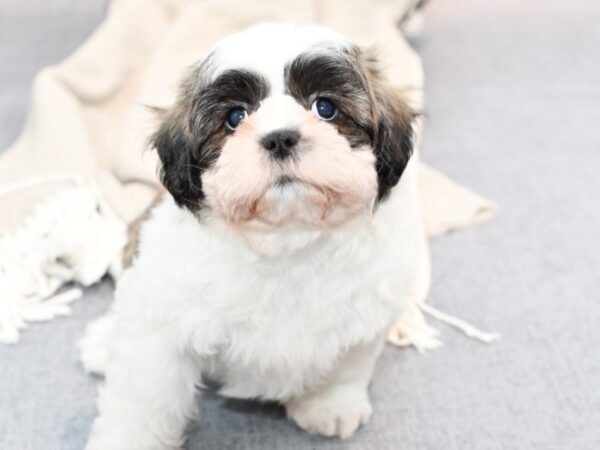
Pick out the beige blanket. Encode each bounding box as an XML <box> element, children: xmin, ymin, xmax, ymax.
<box><xmin>0</xmin><ymin>0</ymin><xmax>495</xmax><ymax>344</ymax></box>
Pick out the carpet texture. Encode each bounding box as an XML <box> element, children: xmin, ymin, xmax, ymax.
<box><xmin>1</xmin><ymin>0</ymin><xmax>599</xmax><ymax>449</ymax></box>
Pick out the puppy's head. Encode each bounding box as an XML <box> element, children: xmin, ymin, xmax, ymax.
<box><xmin>152</xmin><ymin>23</ymin><xmax>414</xmax><ymax>231</ymax></box>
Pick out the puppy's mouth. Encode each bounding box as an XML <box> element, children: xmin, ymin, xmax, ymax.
<box><xmin>275</xmin><ymin>175</ymin><xmax>297</xmax><ymax>187</ymax></box>
<box><xmin>273</xmin><ymin>175</ymin><xmax>316</xmax><ymax>193</ymax></box>
<box><xmin>207</xmin><ymin>168</ymin><xmax>375</xmax><ymax>229</ymax></box>
<box><xmin>274</xmin><ymin>175</ymin><xmax>319</xmax><ymax>192</ymax></box>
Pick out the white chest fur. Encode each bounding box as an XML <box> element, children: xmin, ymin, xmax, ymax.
<box><xmin>116</xmin><ymin>179</ymin><xmax>422</xmax><ymax>402</ymax></box>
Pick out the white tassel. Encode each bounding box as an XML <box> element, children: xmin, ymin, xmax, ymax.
<box><xmin>420</xmin><ymin>302</ymin><xmax>500</xmax><ymax>344</ymax></box>
<box><xmin>389</xmin><ymin>300</ymin><xmax>500</xmax><ymax>352</ymax></box>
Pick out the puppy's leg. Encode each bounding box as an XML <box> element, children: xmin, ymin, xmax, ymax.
<box><xmin>80</xmin><ymin>310</ymin><xmax>117</xmax><ymax>376</ymax></box>
<box><xmin>387</xmin><ymin>231</ymin><xmax>442</xmax><ymax>350</ymax></box>
<box><xmin>85</xmin><ymin>320</ymin><xmax>198</xmax><ymax>450</ymax></box>
<box><xmin>285</xmin><ymin>336</ymin><xmax>385</xmax><ymax>439</ymax></box>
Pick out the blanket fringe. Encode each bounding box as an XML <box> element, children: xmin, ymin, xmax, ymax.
<box><xmin>420</xmin><ymin>303</ymin><xmax>500</xmax><ymax>343</ymax></box>
<box><xmin>0</xmin><ymin>174</ymin><xmax>126</xmax><ymax>344</ymax></box>
<box><xmin>389</xmin><ymin>301</ymin><xmax>500</xmax><ymax>352</ymax></box>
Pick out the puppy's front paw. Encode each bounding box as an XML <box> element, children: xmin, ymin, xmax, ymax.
<box><xmin>80</xmin><ymin>312</ymin><xmax>116</xmax><ymax>375</ymax></box>
<box><xmin>286</xmin><ymin>386</ymin><xmax>372</xmax><ymax>439</ymax></box>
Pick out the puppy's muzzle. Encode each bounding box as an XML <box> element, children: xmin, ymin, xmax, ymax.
<box><xmin>260</xmin><ymin>128</ymin><xmax>300</xmax><ymax>160</ymax></box>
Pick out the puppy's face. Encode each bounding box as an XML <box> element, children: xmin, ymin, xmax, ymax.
<box><xmin>153</xmin><ymin>24</ymin><xmax>414</xmax><ymax>231</ymax></box>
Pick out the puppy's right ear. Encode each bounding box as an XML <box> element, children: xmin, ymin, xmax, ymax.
<box><xmin>151</xmin><ymin>105</ymin><xmax>204</xmax><ymax>210</ymax></box>
<box><xmin>151</xmin><ymin>57</ymin><xmax>218</xmax><ymax>210</ymax></box>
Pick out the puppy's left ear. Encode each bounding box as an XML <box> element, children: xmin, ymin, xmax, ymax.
<box><xmin>373</xmin><ymin>88</ymin><xmax>415</xmax><ymax>200</ymax></box>
<box><xmin>364</xmin><ymin>54</ymin><xmax>416</xmax><ymax>200</ymax></box>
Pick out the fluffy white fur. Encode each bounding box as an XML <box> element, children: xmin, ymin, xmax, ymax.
<box><xmin>82</xmin><ymin>23</ymin><xmax>429</xmax><ymax>449</ymax></box>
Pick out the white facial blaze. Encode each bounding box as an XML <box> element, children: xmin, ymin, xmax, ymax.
<box><xmin>250</xmin><ymin>95</ymin><xmax>306</xmax><ymax>135</ymax></box>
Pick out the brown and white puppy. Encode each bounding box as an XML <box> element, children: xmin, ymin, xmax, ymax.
<box><xmin>83</xmin><ymin>22</ymin><xmax>428</xmax><ymax>449</ymax></box>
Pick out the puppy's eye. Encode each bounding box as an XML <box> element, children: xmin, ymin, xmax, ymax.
<box><xmin>226</xmin><ymin>107</ymin><xmax>247</xmax><ymax>130</ymax></box>
<box><xmin>311</xmin><ymin>97</ymin><xmax>337</xmax><ymax>121</ymax></box>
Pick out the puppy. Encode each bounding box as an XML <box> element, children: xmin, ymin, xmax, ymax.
<box><xmin>83</xmin><ymin>22</ymin><xmax>428</xmax><ymax>449</ymax></box>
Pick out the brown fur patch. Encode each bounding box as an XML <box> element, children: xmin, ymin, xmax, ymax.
<box><xmin>122</xmin><ymin>191</ymin><xmax>165</xmax><ymax>268</ymax></box>
<box><xmin>348</xmin><ymin>47</ymin><xmax>416</xmax><ymax>199</ymax></box>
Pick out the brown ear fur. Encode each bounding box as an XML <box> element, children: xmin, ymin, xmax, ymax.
<box><xmin>149</xmin><ymin>61</ymin><xmax>220</xmax><ymax>211</ymax></box>
<box><xmin>151</xmin><ymin>108</ymin><xmax>204</xmax><ymax>210</ymax></box>
<box><xmin>357</xmin><ymin>48</ymin><xmax>416</xmax><ymax>200</ymax></box>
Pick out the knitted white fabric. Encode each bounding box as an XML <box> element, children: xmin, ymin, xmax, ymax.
<box><xmin>0</xmin><ymin>175</ymin><xmax>126</xmax><ymax>343</ymax></box>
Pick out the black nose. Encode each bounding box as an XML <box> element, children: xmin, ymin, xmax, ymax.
<box><xmin>260</xmin><ymin>129</ymin><xmax>300</xmax><ymax>159</ymax></box>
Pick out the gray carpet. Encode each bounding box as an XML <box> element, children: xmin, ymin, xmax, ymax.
<box><xmin>1</xmin><ymin>1</ymin><xmax>599</xmax><ymax>449</ymax></box>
